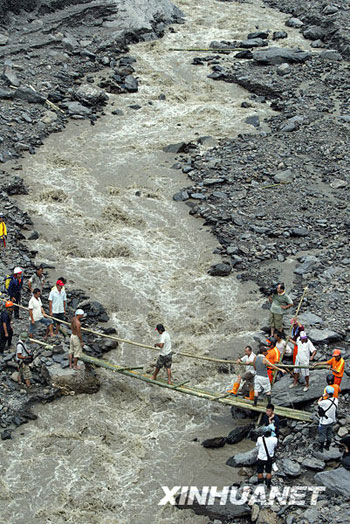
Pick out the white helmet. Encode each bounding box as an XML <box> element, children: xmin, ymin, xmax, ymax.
<box><xmin>13</xmin><ymin>267</ymin><xmax>23</xmax><ymax>274</ymax></box>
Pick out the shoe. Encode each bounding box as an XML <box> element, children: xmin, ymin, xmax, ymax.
<box><xmin>227</xmin><ymin>382</ymin><xmax>240</xmax><ymax>395</ymax></box>
<box><xmin>289</xmin><ymin>383</ymin><xmax>298</xmax><ymax>388</ymax></box>
<box><xmin>244</xmin><ymin>391</ymin><xmax>255</xmax><ymax>401</ymax></box>
<box><xmin>303</xmin><ymin>386</ymin><xmax>309</xmax><ymax>392</ymax></box>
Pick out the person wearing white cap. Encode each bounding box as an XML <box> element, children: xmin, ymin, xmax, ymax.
<box><xmin>289</xmin><ymin>331</ymin><xmax>317</xmax><ymax>392</ymax></box>
<box><xmin>69</xmin><ymin>309</ymin><xmax>85</xmax><ymax>370</ymax></box>
<box><xmin>8</xmin><ymin>267</ymin><xmax>23</xmax><ymax>319</ymax></box>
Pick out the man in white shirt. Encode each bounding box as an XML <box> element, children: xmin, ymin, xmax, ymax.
<box><xmin>289</xmin><ymin>331</ymin><xmax>317</xmax><ymax>392</ymax></box>
<box><xmin>317</xmin><ymin>386</ymin><xmax>338</xmax><ymax>451</ymax></box>
<box><xmin>28</xmin><ymin>288</ymin><xmax>53</xmax><ymax>339</ymax></box>
<box><xmin>151</xmin><ymin>324</ymin><xmax>172</xmax><ymax>384</ymax></box>
<box><xmin>49</xmin><ymin>279</ymin><xmax>67</xmax><ymax>335</ymax></box>
<box><xmin>256</xmin><ymin>429</ymin><xmax>278</xmax><ymax>488</ymax></box>
<box><xmin>228</xmin><ymin>345</ymin><xmax>256</xmax><ymax>400</ymax></box>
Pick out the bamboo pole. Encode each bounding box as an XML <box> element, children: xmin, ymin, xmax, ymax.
<box><xmin>169</xmin><ymin>47</ymin><xmax>242</xmax><ymax>52</ymax></box>
<box><xmin>79</xmin><ymin>354</ymin><xmax>312</xmax><ymax>422</ymax></box>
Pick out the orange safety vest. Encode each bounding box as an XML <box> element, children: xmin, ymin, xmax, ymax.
<box><xmin>266</xmin><ymin>346</ymin><xmax>280</xmax><ymax>368</ymax></box>
<box><xmin>323</xmin><ymin>383</ymin><xmax>341</xmax><ymax>399</ymax></box>
<box><xmin>326</xmin><ymin>357</ymin><xmax>345</xmax><ymax>378</ymax></box>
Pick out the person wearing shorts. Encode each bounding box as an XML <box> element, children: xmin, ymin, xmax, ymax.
<box><xmin>152</xmin><ymin>324</ymin><xmax>172</xmax><ymax>385</ymax></box>
<box><xmin>256</xmin><ymin>429</ymin><xmax>278</xmax><ymax>488</ymax></box>
<box><xmin>28</xmin><ymin>288</ymin><xmax>53</xmax><ymax>339</ymax></box>
<box><xmin>253</xmin><ymin>347</ymin><xmax>286</xmax><ymax>406</ymax></box>
<box><xmin>69</xmin><ymin>309</ymin><xmax>85</xmax><ymax>370</ymax></box>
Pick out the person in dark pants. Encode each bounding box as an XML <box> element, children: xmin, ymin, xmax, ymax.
<box><xmin>8</xmin><ymin>267</ymin><xmax>23</xmax><ymax>320</ymax></box>
<box><xmin>0</xmin><ymin>301</ymin><xmax>14</xmax><ymax>352</ymax></box>
<box><xmin>256</xmin><ymin>429</ymin><xmax>278</xmax><ymax>489</ymax></box>
<box><xmin>261</xmin><ymin>403</ymin><xmax>280</xmax><ymax>438</ymax></box>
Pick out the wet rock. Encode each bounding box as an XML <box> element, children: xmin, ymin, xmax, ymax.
<box><xmin>1</xmin><ymin>429</ymin><xmax>12</xmax><ymax>440</ymax></box>
<box><xmin>173</xmin><ymin>190</ymin><xmax>189</xmax><ymax>202</ymax></box>
<box><xmin>46</xmin><ymin>363</ymin><xmax>100</xmax><ymax>394</ymax></box>
<box><xmin>303</xmin><ymin>457</ymin><xmax>325</xmax><ymax>471</ymax></box>
<box><xmin>303</xmin><ymin>26</ymin><xmax>325</xmax><ymax>41</ymax></box>
<box><xmin>285</xmin><ymin>18</ymin><xmax>304</xmax><ymax>29</ymax></box>
<box><xmin>281</xmin><ymin>458</ymin><xmax>301</xmax><ymax>477</ymax></box>
<box><xmin>240</xmin><ymin>38</ymin><xmax>268</xmax><ymax>49</ymax></box>
<box><xmin>273</xmin><ymin>31</ymin><xmax>287</xmax><ymax>40</ymax></box>
<box><xmin>100</xmin><ymin>338</ymin><xmax>118</xmax><ymax>353</ymax></box>
<box><xmin>0</xmin><ymin>173</ymin><xmax>27</xmax><ymax>195</ymax></box>
<box><xmin>235</xmin><ymin>50</ymin><xmax>253</xmax><ymax>59</ymax></box>
<box><xmin>75</xmin><ymin>84</ymin><xmax>108</xmax><ymax>106</ymax></box>
<box><xmin>245</xmin><ymin>115</ymin><xmax>260</xmax><ymax>128</ymax></box>
<box><xmin>163</xmin><ymin>142</ymin><xmax>189</xmax><ymax>153</ymax></box>
<box><xmin>0</xmin><ymin>88</ymin><xmax>14</xmax><ymax>99</ymax></box>
<box><xmin>248</xmin><ymin>31</ymin><xmax>269</xmax><ymax>40</ymax></box>
<box><xmin>298</xmin><ymin>312</ymin><xmax>323</xmax><ymax>326</ymax></box>
<box><xmin>208</xmin><ymin>263</ymin><xmax>232</xmax><ymax>277</ymax></box>
<box><xmin>66</xmin><ymin>101</ymin><xmax>91</xmax><ymax>116</ymax></box>
<box><xmin>253</xmin><ymin>47</ymin><xmax>312</xmax><ymax>65</ymax></box>
<box><xmin>124</xmin><ymin>75</ymin><xmax>139</xmax><ymax>92</ymax></box>
<box><xmin>315</xmin><ymin>468</ymin><xmax>350</xmax><ymax>499</ymax></box>
<box><xmin>226</xmin><ymin>424</ymin><xmax>254</xmax><ymax>444</ymax></box>
<box><xmin>202</xmin><ymin>436</ymin><xmax>226</xmax><ymax>448</ymax></box>
<box><xmin>291</xmin><ymin>227</ymin><xmax>309</xmax><ymax>237</ymax></box>
<box><xmin>226</xmin><ymin>447</ymin><xmax>258</xmax><ymax>467</ymax></box>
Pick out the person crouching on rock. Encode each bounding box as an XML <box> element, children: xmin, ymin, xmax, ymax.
<box><xmin>256</xmin><ymin>428</ymin><xmax>278</xmax><ymax>489</ymax></box>
<box><xmin>227</xmin><ymin>345</ymin><xmax>256</xmax><ymax>400</ymax></box>
<box><xmin>252</xmin><ymin>347</ymin><xmax>286</xmax><ymax>406</ymax></box>
<box><xmin>317</xmin><ymin>386</ymin><xmax>338</xmax><ymax>452</ymax></box>
<box><xmin>16</xmin><ymin>332</ymin><xmax>33</xmax><ymax>388</ymax></box>
<box><xmin>69</xmin><ymin>309</ymin><xmax>85</xmax><ymax>370</ymax></box>
<box><xmin>289</xmin><ymin>331</ymin><xmax>317</xmax><ymax>392</ymax></box>
<box><xmin>152</xmin><ymin>324</ymin><xmax>172</xmax><ymax>385</ymax></box>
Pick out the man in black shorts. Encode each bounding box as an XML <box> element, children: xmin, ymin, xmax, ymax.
<box><xmin>256</xmin><ymin>429</ymin><xmax>278</xmax><ymax>488</ymax></box>
<box><xmin>151</xmin><ymin>324</ymin><xmax>172</xmax><ymax>385</ymax></box>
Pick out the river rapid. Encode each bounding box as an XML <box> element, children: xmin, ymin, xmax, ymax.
<box><xmin>1</xmin><ymin>1</ymin><xmax>312</xmax><ymax>523</ymax></box>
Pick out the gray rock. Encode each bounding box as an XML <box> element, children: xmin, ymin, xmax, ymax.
<box><xmin>177</xmin><ymin>493</ymin><xmax>251</xmax><ymax>520</ymax></box>
<box><xmin>291</xmin><ymin>227</ymin><xmax>309</xmax><ymax>237</ymax></box>
<box><xmin>46</xmin><ymin>363</ymin><xmax>99</xmax><ymax>394</ymax></box>
<box><xmin>203</xmin><ymin>178</ymin><xmax>225</xmax><ymax>186</ymax></box>
<box><xmin>320</xmin><ymin>49</ymin><xmax>343</xmax><ymax>61</ymax></box>
<box><xmin>338</xmin><ymin>115</ymin><xmax>350</xmax><ymax>123</ymax></box>
<box><xmin>208</xmin><ymin>263</ymin><xmax>232</xmax><ymax>277</ymax></box>
<box><xmin>41</xmin><ymin>110</ymin><xmax>58</xmax><ymax>125</ymax></box>
<box><xmin>226</xmin><ymin>424</ymin><xmax>254</xmax><ymax>444</ymax></box>
<box><xmin>226</xmin><ymin>447</ymin><xmax>258</xmax><ymax>467</ymax></box>
<box><xmin>294</xmin><ymin>255</ymin><xmax>319</xmax><ymax>275</ymax></box>
<box><xmin>273</xmin><ymin>31</ymin><xmax>288</xmax><ymax>40</ymax></box>
<box><xmin>323</xmin><ymin>5</ymin><xmax>339</xmax><ymax>15</ymax></box>
<box><xmin>202</xmin><ymin>437</ymin><xmax>226</xmax><ymax>448</ymax></box>
<box><xmin>190</xmin><ymin>193</ymin><xmax>206</xmax><ymax>200</ymax></box>
<box><xmin>163</xmin><ymin>142</ymin><xmax>189</xmax><ymax>153</ymax></box>
<box><xmin>173</xmin><ymin>190</ymin><xmax>189</xmax><ymax>202</ymax></box>
<box><xmin>245</xmin><ymin>115</ymin><xmax>260</xmax><ymax>128</ymax></box>
<box><xmin>303</xmin><ymin>508</ymin><xmax>320</xmax><ymax>524</ymax></box>
<box><xmin>298</xmin><ymin>312</ymin><xmax>323</xmax><ymax>326</ymax></box>
<box><xmin>285</xmin><ymin>18</ymin><xmax>304</xmax><ymax>28</ymax></box>
<box><xmin>124</xmin><ymin>75</ymin><xmax>139</xmax><ymax>92</ymax></box>
<box><xmin>277</xmin><ymin>63</ymin><xmax>290</xmax><ymax>76</ymax></box>
<box><xmin>66</xmin><ymin>102</ymin><xmax>91</xmax><ymax>116</ymax></box>
<box><xmin>62</xmin><ymin>34</ymin><xmax>79</xmax><ymax>52</ymax></box>
<box><xmin>15</xmin><ymin>87</ymin><xmax>45</xmax><ymax>104</ymax></box>
<box><xmin>302</xmin><ymin>26</ymin><xmax>325</xmax><ymax>41</ymax></box>
<box><xmin>303</xmin><ymin>457</ymin><xmax>325</xmax><ymax>471</ymax></box>
<box><xmin>281</xmin><ymin>458</ymin><xmax>301</xmax><ymax>477</ymax></box>
<box><xmin>253</xmin><ymin>47</ymin><xmax>311</xmax><ymax>65</ymax></box>
<box><xmin>315</xmin><ymin>467</ymin><xmax>350</xmax><ymax>499</ymax></box>
<box><xmin>308</xmin><ymin>328</ymin><xmax>342</xmax><ymax>343</ymax></box>
<box><xmin>240</xmin><ymin>38</ymin><xmax>268</xmax><ymax>48</ymax></box>
<box><xmin>0</xmin><ymin>88</ymin><xmax>14</xmax><ymax>99</ymax></box>
<box><xmin>313</xmin><ymin>448</ymin><xmax>342</xmax><ymax>461</ymax></box>
<box><xmin>274</xmin><ymin>169</ymin><xmax>293</xmax><ymax>183</ymax></box>
<box><xmin>75</xmin><ymin>85</ymin><xmax>108</xmax><ymax>106</ymax></box>
<box><xmin>2</xmin><ymin>66</ymin><xmax>20</xmax><ymax>87</ymax></box>
<box><xmin>0</xmin><ymin>33</ymin><xmax>8</xmax><ymax>46</ymax></box>
<box><xmin>248</xmin><ymin>31</ymin><xmax>269</xmax><ymax>40</ymax></box>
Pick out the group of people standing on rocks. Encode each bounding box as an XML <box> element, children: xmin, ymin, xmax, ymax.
<box><xmin>0</xmin><ymin>265</ymin><xmax>86</xmax><ymax>387</ymax></box>
<box><xmin>227</xmin><ymin>281</ymin><xmax>346</xmax><ymax>458</ymax></box>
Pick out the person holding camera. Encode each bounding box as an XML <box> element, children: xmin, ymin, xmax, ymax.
<box><xmin>16</xmin><ymin>332</ymin><xmax>33</xmax><ymax>388</ymax></box>
<box><xmin>268</xmin><ymin>283</ymin><xmax>293</xmax><ymax>337</ymax></box>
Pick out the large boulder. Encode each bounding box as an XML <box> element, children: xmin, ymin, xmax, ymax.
<box><xmin>315</xmin><ymin>468</ymin><xmax>350</xmax><ymax>499</ymax></box>
<box><xmin>226</xmin><ymin>424</ymin><xmax>254</xmax><ymax>444</ymax></box>
<box><xmin>44</xmin><ymin>363</ymin><xmax>100</xmax><ymax>395</ymax></box>
<box><xmin>74</xmin><ymin>84</ymin><xmax>108</xmax><ymax>106</ymax></box>
<box><xmin>208</xmin><ymin>263</ymin><xmax>232</xmax><ymax>277</ymax></box>
<box><xmin>253</xmin><ymin>47</ymin><xmax>312</xmax><ymax>65</ymax></box>
<box><xmin>226</xmin><ymin>447</ymin><xmax>258</xmax><ymax>467</ymax></box>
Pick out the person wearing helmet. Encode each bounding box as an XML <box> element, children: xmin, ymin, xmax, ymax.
<box><xmin>289</xmin><ymin>331</ymin><xmax>317</xmax><ymax>392</ymax></box>
<box><xmin>0</xmin><ymin>213</ymin><xmax>7</xmax><ymax>248</ymax></box>
<box><xmin>320</xmin><ymin>374</ymin><xmax>341</xmax><ymax>400</ymax></box>
<box><xmin>265</xmin><ymin>337</ymin><xmax>281</xmax><ymax>383</ymax></box>
<box><xmin>48</xmin><ymin>279</ymin><xmax>67</xmax><ymax>335</ymax></box>
<box><xmin>8</xmin><ymin>267</ymin><xmax>23</xmax><ymax>319</ymax></box>
<box><xmin>0</xmin><ymin>301</ymin><xmax>14</xmax><ymax>352</ymax></box>
<box><xmin>314</xmin><ymin>349</ymin><xmax>345</xmax><ymax>386</ymax></box>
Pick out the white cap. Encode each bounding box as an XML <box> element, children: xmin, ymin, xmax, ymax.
<box><xmin>75</xmin><ymin>309</ymin><xmax>85</xmax><ymax>316</ymax></box>
<box><xmin>14</xmin><ymin>267</ymin><xmax>23</xmax><ymax>274</ymax></box>
<box><xmin>300</xmin><ymin>331</ymin><xmax>307</xmax><ymax>338</ymax></box>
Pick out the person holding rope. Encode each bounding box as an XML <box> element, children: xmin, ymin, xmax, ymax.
<box><xmin>289</xmin><ymin>331</ymin><xmax>317</xmax><ymax>392</ymax></box>
<box><xmin>49</xmin><ymin>279</ymin><xmax>67</xmax><ymax>335</ymax></box>
<box><xmin>16</xmin><ymin>332</ymin><xmax>33</xmax><ymax>388</ymax></box>
<box><xmin>28</xmin><ymin>288</ymin><xmax>54</xmax><ymax>339</ymax></box>
<box><xmin>69</xmin><ymin>309</ymin><xmax>85</xmax><ymax>370</ymax></box>
<box><xmin>8</xmin><ymin>267</ymin><xmax>23</xmax><ymax>319</ymax></box>
<box><xmin>251</xmin><ymin>347</ymin><xmax>287</xmax><ymax>406</ymax></box>
<box><xmin>265</xmin><ymin>337</ymin><xmax>281</xmax><ymax>383</ymax></box>
<box><xmin>227</xmin><ymin>345</ymin><xmax>256</xmax><ymax>400</ymax></box>
<box><xmin>0</xmin><ymin>301</ymin><xmax>14</xmax><ymax>352</ymax></box>
<box><xmin>152</xmin><ymin>324</ymin><xmax>172</xmax><ymax>385</ymax></box>
<box><xmin>314</xmin><ymin>349</ymin><xmax>345</xmax><ymax>386</ymax></box>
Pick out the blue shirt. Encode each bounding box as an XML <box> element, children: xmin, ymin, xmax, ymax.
<box><xmin>8</xmin><ymin>276</ymin><xmax>23</xmax><ymax>297</ymax></box>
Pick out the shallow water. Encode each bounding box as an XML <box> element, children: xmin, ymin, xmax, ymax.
<box><xmin>2</xmin><ymin>1</ymin><xmax>313</xmax><ymax>522</ymax></box>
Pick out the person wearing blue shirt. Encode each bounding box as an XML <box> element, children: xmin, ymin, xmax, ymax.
<box><xmin>8</xmin><ymin>267</ymin><xmax>23</xmax><ymax>319</ymax></box>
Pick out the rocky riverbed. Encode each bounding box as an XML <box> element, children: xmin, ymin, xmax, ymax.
<box><xmin>0</xmin><ymin>1</ymin><xmax>350</xmax><ymax>524</ymax></box>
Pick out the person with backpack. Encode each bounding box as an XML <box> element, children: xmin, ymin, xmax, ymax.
<box><xmin>0</xmin><ymin>213</ymin><xmax>7</xmax><ymax>248</ymax></box>
<box><xmin>256</xmin><ymin>428</ymin><xmax>278</xmax><ymax>488</ymax></box>
<box><xmin>317</xmin><ymin>386</ymin><xmax>338</xmax><ymax>451</ymax></box>
<box><xmin>8</xmin><ymin>267</ymin><xmax>23</xmax><ymax>319</ymax></box>
<box><xmin>0</xmin><ymin>301</ymin><xmax>14</xmax><ymax>352</ymax></box>
<box><xmin>16</xmin><ymin>332</ymin><xmax>33</xmax><ymax>388</ymax></box>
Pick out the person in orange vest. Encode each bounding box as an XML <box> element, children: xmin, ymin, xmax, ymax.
<box><xmin>314</xmin><ymin>349</ymin><xmax>345</xmax><ymax>386</ymax></box>
<box><xmin>265</xmin><ymin>337</ymin><xmax>281</xmax><ymax>383</ymax></box>
<box><xmin>320</xmin><ymin>374</ymin><xmax>341</xmax><ymax>401</ymax></box>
